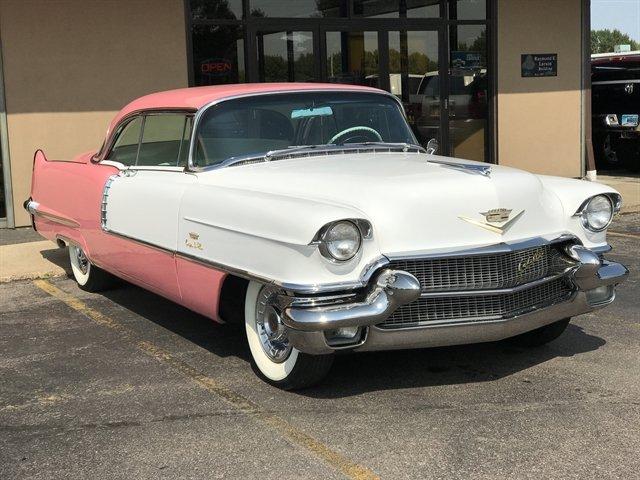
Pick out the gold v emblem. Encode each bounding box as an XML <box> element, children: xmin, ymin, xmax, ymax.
<box><xmin>459</xmin><ymin>209</ymin><xmax>525</xmax><ymax>235</ymax></box>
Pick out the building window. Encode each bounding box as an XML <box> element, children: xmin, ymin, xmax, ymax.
<box><xmin>249</xmin><ymin>0</ymin><xmax>348</xmax><ymax>18</ymax></box>
<box><xmin>192</xmin><ymin>24</ymin><xmax>245</xmax><ymax>86</ymax></box>
<box><xmin>190</xmin><ymin>0</ymin><xmax>243</xmax><ymax>20</ymax></box>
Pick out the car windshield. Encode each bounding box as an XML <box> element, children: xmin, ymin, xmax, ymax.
<box><xmin>193</xmin><ymin>91</ymin><xmax>418</xmax><ymax>167</ymax></box>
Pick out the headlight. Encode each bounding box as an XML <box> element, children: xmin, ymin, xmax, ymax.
<box><xmin>580</xmin><ymin>195</ymin><xmax>614</xmax><ymax>232</ymax></box>
<box><xmin>319</xmin><ymin>221</ymin><xmax>362</xmax><ymax>261</ymax></box>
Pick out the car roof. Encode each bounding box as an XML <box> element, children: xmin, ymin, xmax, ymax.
<box><xmin>108</xmin><ymin>83</ymin><xmax>383</xmax><ymax>136</ymax></box>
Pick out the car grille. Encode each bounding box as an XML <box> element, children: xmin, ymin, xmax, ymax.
<box><xmin>379</xmin><ymin>242</ymin><xmax>577</xmax><ymax>329</ymax></box>
<box><xmin>388</xmin><ymin>244</ymin><xmax>573</xmax><ymax>293</ymax></box>
<box><xmin>379</xmin><ymin>277</ymin><xmax>575</xmax><ymax>329</ymax></box>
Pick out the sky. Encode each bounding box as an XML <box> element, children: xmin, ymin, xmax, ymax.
<box><xmin>591</xmin><ymin>0</ymin><xmax>640</xmax><ymax>42</ymax></box>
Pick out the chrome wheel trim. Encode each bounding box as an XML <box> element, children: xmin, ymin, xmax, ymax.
<box><xmin>75</xmin><ymin>247</ymin><xmax>89</xmax><ymax>275</ymax></box>
<box><xmin>255</xmin><ymin>286</ymin><xmax>292</xmax><ymax>363</ymax></box>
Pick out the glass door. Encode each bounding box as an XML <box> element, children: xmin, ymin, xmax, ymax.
<box><xmin>254</xmin><ymin>30</ymin><xmax>317</xmax><ymax>82</ymax></box>
<box><xmin>324</xmin><ymin>31</ymin><xmax>380</xmax><ymax>87</ymax></box>
<box><xmin>387</xmin><ymin>30</ymin><xmax>443</xmax><ymax>148</ymax></box>
<box><xmin>447</xmin><ymin>24</ymin><xmax>489</xmax><ymax>162</ymax></box>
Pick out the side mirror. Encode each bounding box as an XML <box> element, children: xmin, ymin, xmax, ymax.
<box><xmin>426</xmin><ymin>138</ymin><xmax>439</xmax><ymax>155</ymax></box>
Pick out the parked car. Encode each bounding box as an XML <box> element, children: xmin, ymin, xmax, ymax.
<box><xmin>591</xmin><ymin>52</ymin><xmax>640</xmax><ymax>171</ymax></box>
<box><xmin>26</xmin><ymin>83</ymin><xmax>628</xmax><ymax>389</ymax></box>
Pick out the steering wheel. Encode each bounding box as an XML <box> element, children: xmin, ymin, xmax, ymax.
<box><xmin>328</xmin><ymin>126</ymin><xmax>383</xmax><ymax>145</ymax></box>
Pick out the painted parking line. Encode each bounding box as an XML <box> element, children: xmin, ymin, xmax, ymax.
<box><xmin>33</xmin><ymin>279</ymin><xmax>378</xmax><ymax>480</ymax></box>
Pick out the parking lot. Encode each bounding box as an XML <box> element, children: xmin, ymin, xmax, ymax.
<box><xmin>1</xmin><ymin>214</ymin><xmax>639</xmax><ymax>479</ymax></box>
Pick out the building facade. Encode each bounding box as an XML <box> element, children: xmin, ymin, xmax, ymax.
<box><xmin>0</xmin><ymin>0</ymin><xmax>590</xmax><ymax>228</ymax></box>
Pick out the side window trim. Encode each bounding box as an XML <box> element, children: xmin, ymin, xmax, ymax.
<box><xmin>100</xmin><ymin>110</ymin><xmax>195</xmax><ymax>171</ymax></box>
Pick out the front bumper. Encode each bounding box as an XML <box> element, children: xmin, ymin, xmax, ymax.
<box><xmin>282</xmin><ymin>245</ymin><xmax>628</xmax><ymax>355</ymax></box>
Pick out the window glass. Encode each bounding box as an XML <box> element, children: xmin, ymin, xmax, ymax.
<box><xmin>250</xmin><ymin>0</ymin><xmax>347</xmax><ymax>17</ymax></box>
<box><xmin>193</xmin><ymin>92</ymin><xmax>417</xmax><ymax>167</ymax></box>
<box><xmin>107</xmin><ymin>116</ymin><xmax>143</xmax><ymax>166</ymax></box>
<box><xmin>326</xmin><ymin>31</ymin><xmax>379</xmax><ymax>86</ymax></box>
<box><xmin>353</xmin><ymin>0</ymin><xmax>399</xmax><ymax>18</ymax></box>
<box><xmin>190</xmin><ymin>0</ymin><xmax>243</xmax><ymax>20</ymax></box>
<box><xmin>192</xmin><ymin>24</ymin><xmax>245</xmax><ymax>86</ymax></box>
<box><xmin>448</xmin><ymin>0</ymin><xmax>486</xmax><ymax>20</ymax></box>
<box><xmin>407</xmin><ymin>0</ymin><xmax>440</xmax><ymax>18</ymax></box>
<box><xmin>258</xmin><ymin>31</ymin><xmax>315</xmax><ymax>82</ymax></box>
<box><xmin>137</xmin><ymin>115</ymin><xmax>191</xmax><ymax>167</ymax></box>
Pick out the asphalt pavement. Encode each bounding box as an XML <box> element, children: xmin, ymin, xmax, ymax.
<box><xmin>1</xmin><ymin>216</ymin><xmax>638</xmax><ymax>479</ymax></box>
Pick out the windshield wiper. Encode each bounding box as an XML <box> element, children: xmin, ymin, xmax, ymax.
<box><xmin>333</xmin><ymin>141</ymin><xmax>427</xmax><ymax>152</ymax></box>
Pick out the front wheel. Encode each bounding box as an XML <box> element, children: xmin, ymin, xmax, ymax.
<box><xmin>244</xmin><ymin>281</ymin><xmax>334</xmax><ymax>390</ymax></box>
<box><xmin>507</xmin><ymin>318</ymin><xmax>571</xmax><ymax>347</ymax></box>
<box><xmin>68</xmin><ymin>244</ymin><xmax>117</xmax><ymax>292</ymax></box>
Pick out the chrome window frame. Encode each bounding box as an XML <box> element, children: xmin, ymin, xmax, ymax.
<box><xmin>94</xmin><ymin>109</ymin><xmax>196</xmax><ymax>171</ymax></box>
<box><xmin>186</xmin><ymin>88</ymin><xmax>415</xmax><ymax>172</ymax></box>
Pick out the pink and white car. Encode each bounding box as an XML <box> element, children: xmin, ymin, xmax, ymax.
<box><xmin>26</xmin><ymin>84</ymin><xmax>628</xmax><ymax>389</ymax></box>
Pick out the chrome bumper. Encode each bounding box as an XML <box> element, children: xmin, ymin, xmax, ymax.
<box><xmin>282</xmin><ymin>246</ymin><xmax>628</xmax><ymax>355</ymax></box>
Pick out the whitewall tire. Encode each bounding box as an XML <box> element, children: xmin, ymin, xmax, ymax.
<box><xmin>244</xmin><ymin>281</ymin><xmax>333</xmax><ymax>390</ymax></box>
<box><xmin>68</xmin><ymin>244</ymin><xmax>116</xmax><ymax>292</ymax></box>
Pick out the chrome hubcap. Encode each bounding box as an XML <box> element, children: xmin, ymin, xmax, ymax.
<box><xmin>256</xmin><ymin>286</ymin><xmax>292</xmax><ymax>363</ymax></box>
<box><xmin>75</xmin><ymin>247</ymin><xmax>89</xmax><ymax>275</ymax></box>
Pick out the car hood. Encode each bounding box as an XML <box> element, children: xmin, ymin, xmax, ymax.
<box><xmin>196</xmin><ymin>152</ymin><xmax>567</xmax><ymax>255</ymax></box>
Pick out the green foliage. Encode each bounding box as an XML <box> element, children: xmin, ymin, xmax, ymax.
<box><xmin>591</xmin><ymin>29</ymin><xmax>640</xmax><ymax>53</ymax></box>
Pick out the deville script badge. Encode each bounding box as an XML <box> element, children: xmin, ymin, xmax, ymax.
<box><xmin>459</xmin><ymin>208</ymin><xmax>524</xmax><ymax>235</ymax></box>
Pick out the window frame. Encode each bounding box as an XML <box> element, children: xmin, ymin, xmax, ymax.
<box><xmin>98</xmin><ymin>109</ymin><xmax>196</xmax><ymax>171</ymax></box>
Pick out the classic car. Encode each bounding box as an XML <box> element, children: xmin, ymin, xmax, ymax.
<box><xmin>25</xmin><ymin>83</ymin><xmax>628</xmax><ymax>390</ymax></box>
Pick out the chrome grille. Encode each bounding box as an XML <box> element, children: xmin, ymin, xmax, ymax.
<box><xmin>388</xmin><ymin>244</ymin><xmax>572</xmax><ymax>293</ymax></box>
<box><xmin>380</xmin><ymin>277</ymin><xmax>574</xmax><ymax>329</ymax></box>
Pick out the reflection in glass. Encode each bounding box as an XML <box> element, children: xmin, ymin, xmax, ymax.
<box><xmin>389</xmin><ymin>31</ymin><xmax>440</xmax><ymax>147</ymax></box>
<box><xmin>190</xmin><ymin>0</ymin><xmax>243</xmax><ymax>20</ymax></box>
<box><xmin>258</xmin><ymin>31</ymin><xmax>315</xmax><ymax>82</ymax></box>
<box><xmin>192</xmin><ymin>24</ymin><xmax>245</xmax><ymax>85</ymax></box>
<box><xmin>448</xmin><ymin>24</ymin><xmax>488</xmax><ymax>162</ymax></box>
<box><xmin>326</xmin><ymin>32</ymin><xmax>379</xmax><ymax>86</ymax></box>
<box><xmin>448</xmin><ymin>0</ymin><xmax>486</xmax><ymax>20</ymax></box>
<box><xmin>250</xmin><ymin>0</ymin><xmax>347</xmax><ymax>17</ymax></box>
<box><xmin>406</xmin><ymin>0</ymin><xmax>440</xmax><ymax>18</ymax></box>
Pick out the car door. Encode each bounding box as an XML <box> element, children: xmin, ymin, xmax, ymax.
<box><xmin>97</xmin><ymin>112</ymin><xmax>195</xmax><ymax>299</ymax></box>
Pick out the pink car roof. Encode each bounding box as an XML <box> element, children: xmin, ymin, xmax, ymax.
<box><xmin>107</xmin><ymin>82</ymin><xmax>383</xmax><ymax>137</ymax></box>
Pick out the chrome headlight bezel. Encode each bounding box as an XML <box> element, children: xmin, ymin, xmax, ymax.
<box><xmin>575</xmin><ymin>194</ymin><xmax>619</xmax><ymax>232</ymax></box>
<box><xmin>314</xmin><ymin>219</ymin><xmax>369</xmax><ymax>262</ymax></box>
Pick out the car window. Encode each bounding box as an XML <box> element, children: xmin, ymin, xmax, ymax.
<box><xmin>107</xmin><ymin>116</ymin><xmax>143</xmax><ymax>166</ymax></box>
<box><xmin>137</xmin><ymin>114</ymin><xmax>191</xmax><ymax>167</ymax></box>
<box><xmin>194</xmin><ymin>91</ymin><xmax>416</xmax><ymax>167</ymax></box>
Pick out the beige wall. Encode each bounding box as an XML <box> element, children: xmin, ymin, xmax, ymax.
<box><xmin>0</xmin><ymin>0</ymin><xmax>189</xmax><ymax>226</ymax></box>
<box><xmin>497</xmin><ymin>0</ymin><xmax>583</xmax><ymax>178</ymax></box>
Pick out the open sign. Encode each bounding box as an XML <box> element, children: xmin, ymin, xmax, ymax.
<box><xmin>200</xmin><ymin>58</ymin><xmax>232</xmax><ymax>76</ymax></box>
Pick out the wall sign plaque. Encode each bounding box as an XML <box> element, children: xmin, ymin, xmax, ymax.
<box><xmin>521</xmin><ymin>53</ymin><xmax>558</xmax><ymax>77</ymax></box>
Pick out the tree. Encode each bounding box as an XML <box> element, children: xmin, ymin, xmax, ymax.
<box><xmin>591</xmin><ymin>29</ymin><xmax>640</xmax><ymax>53</ymax></box>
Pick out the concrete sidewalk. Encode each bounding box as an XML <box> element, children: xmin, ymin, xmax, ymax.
<box><xmin>598</xmin><ymin>174</ymin><xmax>640</xmax><ymax>214</ymax></box>
<box><xmin>0</xmin><ymin>240</ymin><xmax>69</xmax><ymax>283</ymax></box>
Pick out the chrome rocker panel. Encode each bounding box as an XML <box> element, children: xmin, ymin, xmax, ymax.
<box><xmin>283</xmin><ymin>245</ymin><xmax>628</xmax><ymax>355</ymax></box>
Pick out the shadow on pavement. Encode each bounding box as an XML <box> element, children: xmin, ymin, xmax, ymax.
<box><xmin>96</xmin><ymin>281</ymin><xmax>606</xmax><ymax>396</ymax></box>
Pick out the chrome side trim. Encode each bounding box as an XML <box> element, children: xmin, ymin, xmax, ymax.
<box><xmin>100</xmin><ymin>175</ymin><xmax>117</xmax><ymax>231</ymax></box>
<box><xmin>25</xmin><ymin>200</ymin><xmax>80</xmax><ymax>228</ymax></box>
<box><xmin>186</xmin><ymin>88</ymin><xmax>414</xmax><ymax>172</ymax></box>
<box><xmin>592</xmin><ymin>244</ymin><xmax>612</xmax><ymax>254</ymax></box>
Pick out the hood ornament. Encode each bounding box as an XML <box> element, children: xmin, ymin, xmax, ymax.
<box><xmin>459</xmin><ymin>208</ymin><xmax>524</xmax><ymax>234</ymax></box>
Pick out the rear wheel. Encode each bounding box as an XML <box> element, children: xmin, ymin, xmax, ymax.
<box><xmin>508</xmin><ymin>318</ymin><xmax>571</xmax><ymax>347</ymax></box>
<box><xmin>244</xmin><ymin>281</ymin><xmax>333</xmax><ymax>390</ymax></box>
<box><xmin>68</xmin><ymin>244</ymin><xmax>117</xmax><ymax>292</ymax></box>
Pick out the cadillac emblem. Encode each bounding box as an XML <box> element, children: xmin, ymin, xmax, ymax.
<box><xmin>459</xmin><ymin>208</ymin><xmax>525</xmax><ymax>235</ymax></box>
<box><xmin>481</xmin><ymin>208</ymin><xmax>512</xmax><ymax>224</ymax></box>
